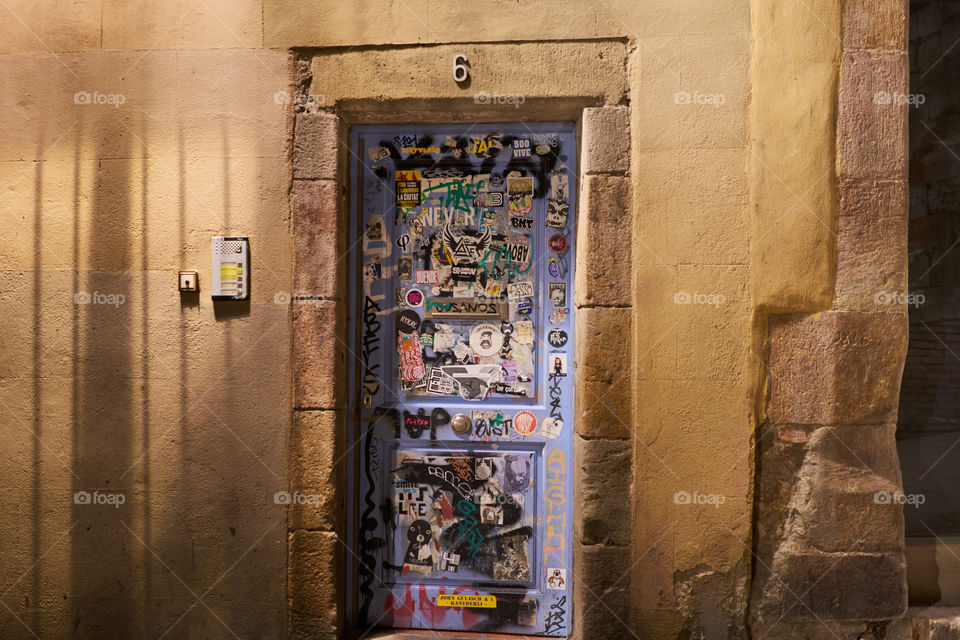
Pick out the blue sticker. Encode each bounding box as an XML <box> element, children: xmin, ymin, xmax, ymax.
<box><xmin>548</xmin><ymin>258</ymin><xmax>561</xmax><ymax>278</ymax></box>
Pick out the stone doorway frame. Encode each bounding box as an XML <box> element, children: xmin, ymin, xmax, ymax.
<box><xmin>283</xmin><ymin>44</ymin><xmax>635</xmax><ymax>640</ymax></box>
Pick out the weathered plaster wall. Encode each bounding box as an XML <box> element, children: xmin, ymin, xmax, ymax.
<box><xmin>0</xmin><ymin>5</ymin><xmax>293</xmax><ymax>639</ymax></box>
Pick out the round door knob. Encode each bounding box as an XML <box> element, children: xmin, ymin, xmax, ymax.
<box><xmin>451</xmin><ymin>413</ymin><xmax>472</xmax><ymax>434</ymax></box>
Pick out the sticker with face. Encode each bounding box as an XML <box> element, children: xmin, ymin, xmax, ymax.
<box><xmin>403</xmin><ymin>519</ymin><xmax>434</xmax><ymax>574</ymax></box>
<box><xmin>549</xmin><ymin>282</ymin><xmax>567</xmax><ymax>308</ymax></box>
<box><xmin>547</xmin><ymin>568</ymin><xmax>567</xmax><ymax>589</ymax></box>
<box><xmin>551</xmin><ymin>170</ymin><xmax>569</xmax><ymax>200</ymax></box>
<box><xmin>504</xmin><ymin>456</ymin><xmax>532</xmax><ymax>494</ymax></box>
<box><xmin>398</xmin><ymin>256</ymin><xmax>413</xmax><ymax>282</ymax></box>
<box><xmin>546</xmin><ymin>199</ymin><xmax>569</xmax><ymax>229</ymax></box>
<box><xmin>470</xmin><ymin>322</ymin><xmax>504</xmax><ymax>357</ymax></box>
<box><xmin>549</xmin><ymin>353</ymin><xmax>567</xmax><ymax>378</ymax></box>
<box><xmin>508</xmin><ymin>193</ymin><xmax>533</xmax><ymax>216</ymax></box>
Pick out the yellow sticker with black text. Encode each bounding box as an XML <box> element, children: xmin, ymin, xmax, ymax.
<box><xmin>436</xmin><ymin>594</ymin><xmax>496</xmax><ymax>609</ymax></box>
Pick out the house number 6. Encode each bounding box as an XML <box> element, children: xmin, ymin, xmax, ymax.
<box><xmin>453</xmin><ymin>54</ymin><xmax>469</xmax><ymax>83</ymax></box>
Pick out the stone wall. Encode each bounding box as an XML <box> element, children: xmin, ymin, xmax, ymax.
<box><xmin>750</xmin><ymin>0</ymin><xmax>911</xmax><ymax>637</ymax></box>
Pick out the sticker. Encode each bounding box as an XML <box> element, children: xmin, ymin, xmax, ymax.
<box><xmin>452</xmin><ymin>265</ymin><xmax>478</xmax><ymax>282</ymax></box>
<box><xmin>426</xmin><ymin>299</ymin><xmax>506</xmax><ymax>319</ymax></box>
<box><xmin>405</xmin><ymin>289</ymin><xmax>424</xmax><ymax>307</ymax></box>
<box><xmin>438</xmin><ymin>552</ymin><xmax>461</xmax><ymax>572</ymax></box>
<box><xmin>395</xmin><ymin>171</ymin><xmax>421</xmax><ymax>207</ymax></box>
<box><xmin>549</xmin><ymin>353</ymin><xmax>568</xmax><ymax>377</ymax></box>
<box><xmin>368</xmin><ymin>146</ymin><xmax>390</xmax><ymax>162</ymax></box>
<box><xmin>365</xmin><ymin>219</ymin><xmax>384</xmax><ymax>241</ymax></box>
<box><xmin>517</xmin><ymin>299</ymin><xmax>533</xmax><ymax>316</ymax></box>
<box><xmin>548</xmin><ymin>257</ymin><xmax>562</xmax><ymax>278</ymax></box>
<box><xmin>547</xmin><ymin>568</ymin><xmax>567</xmax><ymax>590</ymax></box>
<box><xmin>508</xmin><ymin>194</ymin><xmax>533</xmax><ymax>216</ymax></box>
<box><xmin>549</xmin><ymin>234</ymin><xmax>569</xmax><ymax>254</ymax></box>
<box><xmin>475</xmin><ymin>457</ymin><xmax>494</xmax><ymax>479</ymax></box>
<box><xmin>396</xmin><ymin>234</ymin><xmax>411</xmax><ymax>252</ymax></box>
<box><xmin>551</xmin><ymin>171</ymin><xmax>569</xmax><ymax>200</ymax></box>
<box><xmin>363</xmin><ymin>258</ymin><xmax>382</xmax><ymax>281</ymax></box>
<box><xmin>513</xmin><ymin>411</ymin><xmax>538</xmax><ymax>435</ymax></box>
<box><xmin>507</xmin><ymin>176</ymin><xmax>534</xmax><ymax>194</ymax></box>
<box><xmin>470</xmin><ymin>323</ymin><xmax>504</xmax><ymax>357</ymax></box>
<box><xmin>471</xmin><ymin>133</ymin><xmax>504</xmax><ymax>158</ymax></box>
<box><xmin>416</xmin><ymin>270</ymin><xmax>439</xmax><ymax>285</ymax></box>
<box><xmin>513</xmin><ymin>138</ymin><xmax>532</xmax><ymax>158</ymax></box>
<box><xmin>437</xmin><ymin>593</ymin><xmax>497</xmax><ymax>609</ymax></box>
<box><xmin>397</xmin><ymin>309</ymin><xmax>422</xmax><ymax>335</ymax></box>
<box><xmin>535</xmin><ymin>144</ymin><xmax>551</xmax><ymax>155</ymax></box>
<box><xmin>440</xmin><ymin>364</ymin><xmax>502</xmax><ymax>400</ymax></box>
<box><xmin>441</xmin><ymin>223</ymin><xmax>494</xmax><ymax>264</ymax></box>
<box><xmin>398</xmin><ymin>332</ymin><xmax>426</xmax><ymax>382</ymax></box>
<box><xmin>505</xmin><ymin>241</ymin><xmax>531</xmax><ymax>267</ymax></box>
<box><xmin>396</xmin><ymin>287</ymin><xmax>408</xmax><ymax>307</ymax></box>
<box><xmin>398</xmin><ymin>257</ymin><xmax>413</xmax><ymax>282</ymax></box>
<box><xmin>427</xmin><ymin>368</ymin><xmax>455</xmax><ymax>395</ymax></box>
<box><xmin>548</xmin><ymin>328</ymin><xmax>568</xmax><ymax>348</ymax></box>
<box><xmin>514</xmin><ymin>320</ymin><xmax>534</xmax><ymax>344</ymax></box>
<box><xmin>546</xmin><ymin>199</ymin><xmax>569</xmax><ymax>229</ymax></box>
<box><xmin>549</xmin><ymin>308</ymin><xmax>568</xmax><ymax>325</ymax></box>
<box><xmin>488</xmin><ymin>192</ymin><xmax>504</xmax><ymax>206</ymax></box>
<box><xmin>488</xmin><ymin>173</ymin><xmax>505</xmax><ymax>189</ymax></box>
<box><xmin>507</xmin><ymin>281</ymin><xmax>535</xmax><ymax>300</ymax></box>
<box><xmin>510</xmin><ymin>216</ymin><xmax>535</xmax><ymax>231</ymax></box>
<box><xmin>410</xmin><ymin>215</ymin><xmax>425</xmax><ymax>237</ymax></box>
<box><xmin>549</xmin><ymin>282</ymin><xmax>567</xmax><ymax>308</ymax></box>
<box><xmin>542</xmin><ymin>417</ymin><xmax>563</xmax><ymax>439</ymax></box>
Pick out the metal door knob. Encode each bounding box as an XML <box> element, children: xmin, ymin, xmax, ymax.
<box><xmin>451</xmin><ymin>413</ymin><xmax>472</xmax><ymax>434</ymax></box>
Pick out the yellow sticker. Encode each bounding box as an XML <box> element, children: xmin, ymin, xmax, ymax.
<box><xmin>436</xmin><ymin>594</ymin><xmax>496</xmax><ymax>609</ymax></box>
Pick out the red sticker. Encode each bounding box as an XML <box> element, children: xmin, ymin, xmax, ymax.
<box><xmin>549</xmin><ymin>234</ymin><xmax>568</xmax><ymax>254</ymax></box>
<box><xmin>398</xmin><ymin>331</ymin><xmax>426</xmax><ymax>382</ymax></box>
<box><xmin>513</xmin><ymin>411</ymin><xmax>538</xmax><ymax>435</ymax></box>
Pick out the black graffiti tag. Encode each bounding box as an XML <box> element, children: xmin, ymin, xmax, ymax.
<box><xmin>544</xmin><ymin>595</ymin><xmax>566</xmax><ymax>635</ymax></box>
<box><xmin>362</xmin><ymin>296</ymin><xmax>382</xmax><ymax>401</ymax></box>
<box><xmin>549</xmin><ymin>374</ymin><xmax>563</xmax><ymax>422</ymax></box>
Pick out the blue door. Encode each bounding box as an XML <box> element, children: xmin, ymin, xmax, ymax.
<box><xmin>348</xmin><ymin>124</ymin><xmax>575</xmax><ymax>637</ymax></box>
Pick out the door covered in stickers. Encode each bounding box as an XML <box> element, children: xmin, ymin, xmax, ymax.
<box><xmin>348</xmin><ymin>124</ymin><xmax>575</xmax><ymax>637</ymax></box>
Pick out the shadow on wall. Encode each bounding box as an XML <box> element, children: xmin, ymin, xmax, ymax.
<box><xmin>0</xmin><ymin>51</ymin><xmax>292</xmax><ymax>638</ymax></box>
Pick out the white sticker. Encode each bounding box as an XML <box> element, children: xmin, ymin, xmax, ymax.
<box><xmin>541</xmin><ymin>417</ymin><xmax>563</xmax><ymax>440</ymax></box>
<box><xmin>368</xmin><ymin>146</ymin><xmax>390</xmax><ymax>162</ymax></box>
<box><xmin>470</xmin><ymin>323</ymin><xmax>504</xmax><ymax>357</ymax></box>
<box><xmin>547</xmin><ymin>568</ymin><xmax>567</xmax><ymax>589</ymax></box>
<box><xmin>513</xmin><ymin>320</ymin><xmax>534</xmax><ymax>344</ymax></box>
<box><xmin>507</xmin><ymin>281</ymin><xmax>535</xmax><ymax>300</ymax></box>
